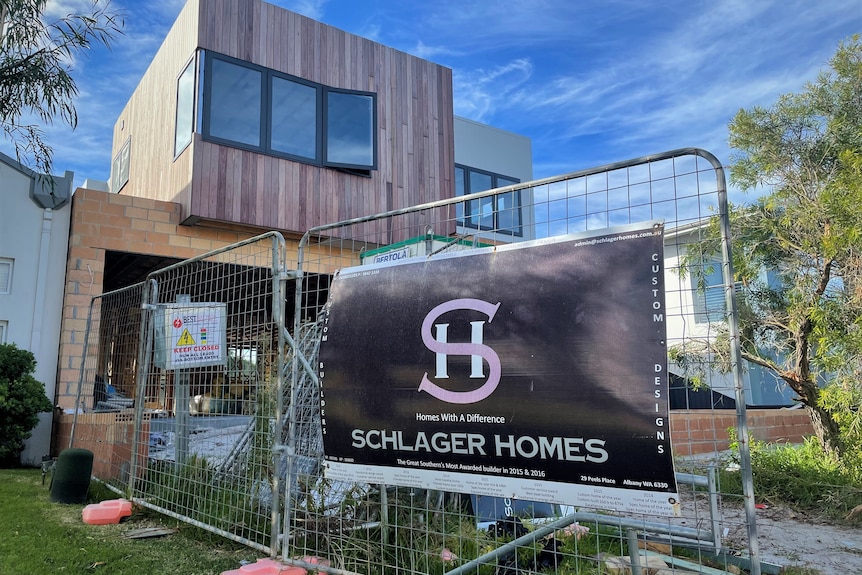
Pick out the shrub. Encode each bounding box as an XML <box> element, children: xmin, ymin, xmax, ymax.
<box><xmin>722</xmin><ymin>428</ymin><xmax>862</xmax><ymax>519</ymax></box>
<box><xmin>0</xmin><ymin>343</ymin><xmax>53</xmax><ymax>466</ymax></box>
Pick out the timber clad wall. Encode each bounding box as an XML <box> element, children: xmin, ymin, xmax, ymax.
<box><xmin>111</xmin><ymin>0</ymin><xmax>198</xmax><ymax>207</ymax></box>
<box><xmin>113</xmin><ymin>0</ymin><xmax>454</xmax><ymax>238</ymax></box>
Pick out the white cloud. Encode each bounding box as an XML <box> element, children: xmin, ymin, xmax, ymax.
<box><xmin>411</xmin><ymin>41</ymin><xmax>461</xmax><ymax>61</ymax></box>
<box><xmin>43</xmin><ymin>0</ymin><xmax>100</xmax><ymax>20</ymax></box>
<box><xmin>276</xmin><ymin>0</ymin><xmax>329</xmax><ymax>20</ymax></box>
<box><xmin>453</xmin><ymin>59</ymin><xmax>533</xmax><ymax>121</ymax></box>
<box><xmin>357</xmin><ymin>23</ymin><xmax>382</xmax><ymax>43</ymax></box>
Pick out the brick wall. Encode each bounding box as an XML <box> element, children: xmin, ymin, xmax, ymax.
<box><xmin>54</xmin><ymin>411</ymin><xmax>150</xmax><ymax>478</ymax></box>
<box><xmin>670</xmin><ymin>408</ymin><xmax>814</xmax><ymax>456</ymax></box>
<box><xmin>56</xmin><ymin>188</ymin><xmax>253</xmax><ymax>410</ymax></box>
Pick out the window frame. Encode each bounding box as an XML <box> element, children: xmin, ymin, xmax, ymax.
<box><xmin>0</xmin><ymin>258</ymin><xmax>12</xmax><ymax>294</ymax></box>
<box><xmin>267</xmin><ymin>70</ymin><xmax>322</xmax><ymax>163</ymax></box>
<box><xmin>455</xmin><ymin>164</ymin><xmax>523</xmax><ymax>237</ymax></box>
<box><xmin>200</xmin><ymin>51</ymin><xmax>377</xmax><ymax>173</ymax></box>
<box><xmin>690</xmin><ymin>257</ymin><xmax>726</xmax><ymax>324</ymax></box>
<box><xmin>0</xmin><ymin>320</ymin><xmax>6</xmax><ymax>344</ymax></box>
<box><xmin>201</xmin><ymin>52</ymin><xmax>266</xmax><ymax>152</ymax></box>
<box><xmin>111</xmin><ymin>137</ymin><xmax>131</xmax><ymax>193</ymax></box>
<box><xmin>322</xmin><ymin>87</ymin><xmax>378</xmax><ymax>171</ymax></box>
<box><xmin>174</xmin><ymin>55</ymin><xmax>198</xmax><ymax>159</ymax></box>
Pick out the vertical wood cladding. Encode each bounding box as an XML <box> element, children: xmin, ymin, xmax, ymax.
<box><xmin>185</xmin><ymin>0</ymin><xmax>455</xmax><ymax>236</ymax></box>
<box><xmin>110</xmin><ymin>0</ymin><xmax>200</xmax><ymax>214</ymax></box>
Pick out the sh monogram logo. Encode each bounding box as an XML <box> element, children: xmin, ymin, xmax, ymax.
<box><xmin>418</xmin><ymin>298</ymin><xmax>502</xmax><ymax>404</ymax></box>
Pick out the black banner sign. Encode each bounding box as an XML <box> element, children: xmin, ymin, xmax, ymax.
<box><xmin>318</xmin><ymin>222</ymin><xmax>679</xmax><ymax>515</ymax></box>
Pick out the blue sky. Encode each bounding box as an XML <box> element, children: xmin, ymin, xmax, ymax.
<box><xmin>13</xmin><ymin>0</ymin><xmax>862</xmax><ymax>195</ymax></box>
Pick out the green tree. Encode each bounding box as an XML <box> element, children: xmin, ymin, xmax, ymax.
<box><xmin>681</xmin><ymin>36</ymin><xmax>862</xmax><ymax>461</ymax></box>
<box><xmin>0</xmin><ymin>343</ymin><xmax>53</xmax><ymax>465</ymax></box>
<box><xmin>0</xmin><ymin>0</ymin><xmax>123</xmax><ymax>175</ymax></box>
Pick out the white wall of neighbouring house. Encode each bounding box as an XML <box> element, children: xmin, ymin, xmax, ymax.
<box><xmin>0</xmin><ymin>153</ymin><xmax>73</xmax><ymax>465</ymax></box>
<box><xmin>454</xmin><ymin>116</ymin><xmax>535</xmax><ymax>242</ymax></box>
<box><xmin>454</xmin><ymin>116</ymin><xmax>533</xmax><ymax>184</ymax></box>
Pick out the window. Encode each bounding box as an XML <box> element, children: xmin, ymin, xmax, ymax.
<box><xmin>207</xmin><ymin>57</ymin><xmax>263</xmax><ymax>147</ymax></box>
<box><xmin>325</xmin><ymin>90</ymin><xmax>375</xmax><ymax>167</ymax></box>
<box><xmin>691</xmin><ymin>258</ymin><xmax>725</xmax><ymax>323</ymax></box>
<box><xmin>0</xmin><ymin>258</ymin><xmax>12</xmax><ymax>294</ymax></box>
<box><xmin>455</xmin><ymin>167</ymin><xmax>466</xmax><ymax>222</ymax></box>
<box><xmin>468</xmin><ymin>170</ymin><xmax>494</xmax><ymax>229</ymax></box>
<box><xmin>0</xmin><ymin>321</ymin><xmax>6</xmax><ymax>344</ymax></box>
<box><xmin>174</xmin><ymin>58</ymin><xmax>196</xmax><ymax>157</ymax></box>
<box><xmin>270</xmin><ymin>75</ymin><xmax>318</xmax><ymax>160</ymax></box>
<box><xmin>111</xmin><ymin>138</ymin><xmax>130</xmax><ymax>193</ymax></box>
<box><xmin>201</xmin><ymin>51</ymin><xmax>377</xmax><ymax>172</ymax></box>
<box><xmin>455</xmin><ymin>165</ymin><xmax>522</xmax><ymax>236</ymax></box>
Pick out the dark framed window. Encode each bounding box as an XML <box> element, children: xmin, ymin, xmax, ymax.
<box><xmin>270</xmin><ymin>73</ymin><xmax>319</xmax><ymax>161</ymax></box>
<box><xmin>455</xmin><ymin>164</ymin><xmax>522</xmax><ymax>236</ymax></box>
<box><xmin>325</xmin><ymin>90</ymin><xmax>376</xmax><ymax>168</ymax></box>
<box><xmin>200</xmin><ymin>51</ymin><xmax>376</xmax><ymax>172</ymax></box>
<box><xmin>205</xmin><ymin>55</ymin><xmax>263</xmax><ymax>147</ymax></box>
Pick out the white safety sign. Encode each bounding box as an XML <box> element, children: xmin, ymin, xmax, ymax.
<box><xmin>154</xmin><ymin>303</ymin><xmax>227</xmax><ymax>370</ymax></box>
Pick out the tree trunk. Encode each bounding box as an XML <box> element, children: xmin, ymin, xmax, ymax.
<box><xmin>805</xmin><ymin>401</ymin><xmax>843</xmax><ymax>459</ymax></box>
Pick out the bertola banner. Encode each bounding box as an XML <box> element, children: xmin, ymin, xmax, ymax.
<box><xmin>318</xmin><ymin>222</ymin><xmax>680</xmax><ymax>516</ymax></box>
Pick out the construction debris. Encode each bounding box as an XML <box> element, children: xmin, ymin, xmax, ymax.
<box><xmin>122</xmin><ymin>527</ymin><xmax>179</xmax><ymax>539</ymax></box>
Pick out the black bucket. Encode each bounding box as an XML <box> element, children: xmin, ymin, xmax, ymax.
<box><xmin>50</xmin><ymin>448</ymin><xmax>94</xmax><ymax>504</ymax></box>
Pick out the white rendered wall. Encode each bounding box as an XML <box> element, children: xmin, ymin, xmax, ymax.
<box><xmin>454</xmin><ymin>116</ymin><xmax>535</xmax><ymax>241</ymax></box>
<box><xmin>0</xmin><ymin>159</ymin><xmax>72</xmax><ymax>465</ymax></box>
<box><xmin>454</xmin><ymin>116</ymin><xmax>533</xmax><ymax>183</ymax></box>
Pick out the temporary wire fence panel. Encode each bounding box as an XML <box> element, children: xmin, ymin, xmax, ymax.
<box><xmin>284</xmin><ymin>148</ymin><xmax>764</xmax><ymax>575</ymax></box>
<box><xmin>70</xmin><ymin>232</ymin><xmax>291</xmax><ymax>554</ymax></box>
<box><xmin>130</xmin><ymin>233</ymin><xmax>292</xmax><ymax>553</ymax></box>
<box><xmin>65</xmin><ymin>150</ymin><xmax>765</xmax><ymax>575</ymax></box>
<box><xmin>62</xmin><ymin>282</ymin><xmax>149</xmax><ymax>483</ymax></box>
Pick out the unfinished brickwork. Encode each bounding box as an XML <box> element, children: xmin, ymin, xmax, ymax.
<box><xmin>56</xmin><ymin>188</ymin><xmax>258</xmax><ymax>410</ymax></box>
<box><xmin>670</xmin><ymin>408</ymin><xmax>815</xmax><ymax>456</ymax></box>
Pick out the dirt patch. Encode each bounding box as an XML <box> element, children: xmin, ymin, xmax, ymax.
<box><xmin>721</xmin><ymin>505</ymin><xmax>862</xmax><ymax>574</ymax></box>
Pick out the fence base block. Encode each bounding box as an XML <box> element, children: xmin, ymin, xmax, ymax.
<box><xmin>221</xmin><ymin>558</ymin><xmax>305</xmax><ymax>575</ymax></box>
<box><xmin>82</xmin><ymin>499</ymin><xmax>132</xmax><ymax>525</ymax></box>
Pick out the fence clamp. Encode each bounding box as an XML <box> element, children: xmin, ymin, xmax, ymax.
<box><xmin>281</xmin><ymin>270</ymin><xmax>303</xmax><ymax>280</ymax></box>
<box><xmin>140</xmin><ymin>303</ymin><xmax>158</xmax><ymax>311</ymax></box>
<box><xmin>273</xmin><ymin>444</ymin><xmax>295</xmax><ymax>456</ymax></box>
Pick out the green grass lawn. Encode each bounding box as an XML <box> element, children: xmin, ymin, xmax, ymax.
<box><xmin>0</xmin><ymin>468</ymin><xmax>265</xmax><ymax>574</ymax></box>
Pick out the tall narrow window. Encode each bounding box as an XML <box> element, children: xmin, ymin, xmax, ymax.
<box><xmin>691</xmin><ymin>258</ymin><xmax>725</xmax><ymax>323</ymax></box>
<box><xmin>208</xmin><ymin>57</ymin><xmax>262</xmax><ymax>147</ymax></box>
<box><xmin>0</xmin><ymin>258</ymin><xmax>12</xmax><ymax>294</ymax></box>
<box><xmin>174</xmin><ymin>58</ymin><xmax>196</xmax><ymax>157</ymax></box>
<box><xmin>455</xmin><ymin>166</ymin><xmax>466</xmax><ymax>223</ymax></box>
<box><xmin>0</xmin><ymin>320</ymin><xmax>6</xmax><ymax>344</ymax></box>
<box><xmin>495</xmin><ymin>176</ymin><xmax>522</xmax><ymax>235</ymax></box>
<box><xmin>325</xmin><ymin>90</ymin><xmax>375</xmax><ymax>168</ymax></box>
<box><xmin>468</xmin><ymin>171</ymin><xmax>494</xmax><ymax>229</ymax></box>
<box><xmin>111</xmin><ymin>139</ymin><xmax>130</xmax><ymax>193</ymax></box>
<box><xmin>270</xmin><ymin>75</ymin><xmax>318</xmax><ymax>160</ymax></box>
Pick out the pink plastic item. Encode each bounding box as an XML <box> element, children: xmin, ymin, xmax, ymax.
<box><xmin>220</xmin><ymin>558</ymin><xmax>306</xmax><ymax>575</ymax></box>
<box><xmin>293</xmin><ymin>556</ymin><xmax>331</xmax><ymax>573</ymax></box>
<box><xmin>82</xmin><ymin>499</ymin><xmax>133</xmax><ymax>525</ymax></box>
